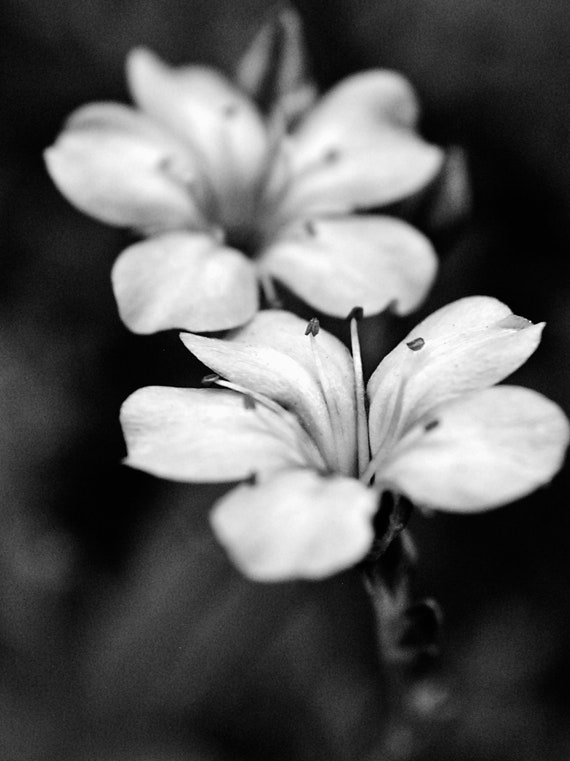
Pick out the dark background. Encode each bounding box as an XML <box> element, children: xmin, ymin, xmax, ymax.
<box><xmin>1</xmin><ymin>1</ymin><xmax>570</xmax><ymax>758</ymax></box>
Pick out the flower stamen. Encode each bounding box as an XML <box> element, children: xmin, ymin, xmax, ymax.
<box><xmin>348</xmin><ymin>307</ymin><xmax>370</xmax><ymax>476</ymax></box>
<box><xmin>305</xmin><ymin>317</ymin><xmax>345</xmax><ymax>471</ymax></box>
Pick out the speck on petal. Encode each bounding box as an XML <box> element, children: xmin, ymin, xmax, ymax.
<box><xmin>210</xmin><ymin>469</ymin><xmax>378</xmax><ymax>581</ymax></box>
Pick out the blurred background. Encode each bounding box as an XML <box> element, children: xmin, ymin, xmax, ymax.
<box><xmin>1</xmin><ymin>0</ymin><xmax>570</xmax><ymax>758</ymax></box>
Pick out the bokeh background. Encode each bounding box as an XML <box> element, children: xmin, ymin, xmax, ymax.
<box><xmin>1</xmin><ymin>0</ymin><xmax>570</xmax><ymax>758</ymax></box>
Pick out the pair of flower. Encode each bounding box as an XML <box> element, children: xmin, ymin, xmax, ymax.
<box><xmin>43</xmin><ymin>13</ymin><xmax>568</xmax><ymax>582</ymax></box>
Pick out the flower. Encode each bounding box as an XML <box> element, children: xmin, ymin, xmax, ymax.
<box><xmin>44</xmin><ymin>42</ymin><xmax>444</xmax><ymax>334</ymax></box>
<box><xmin>119</xmin><ymin>297</ymin><xmax>569</xmax><ymax>581</ymax></box>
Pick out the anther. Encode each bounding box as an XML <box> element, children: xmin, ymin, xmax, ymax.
<box><xmin>324</xmin><ymin>148</ymin><xmax>340</xmax><ymax>163</ymax></box>
<box><xmin>406</xmin><ymin>337</ymin><xmax>425</xmax><ymax>351</ymax></box>
<box><xmin>304</xmin><ymin>220</ymin><xmax>317</xmax><ymax>236</ymax></box>
<box><xmin>424</xmin><ymin>419</ymin><xmax>439</xmax><ymax>432</ymax></box>
<box><xmin>347</xmin><ymin>306</ymin><xmax>364</xmax><ymax>322</ymax></box>
<box><xmin>305</xmin><ymin>317</ymin><xmax>320</xmax><ymax>336</ymax></box>
<box><xmin>201</xmin><ymin>373</ymin><xmax>220</xmax><ymax>386</ymax></box>
<box><xmin>244</xmin><ymin>472</ymin><xmax>257</xmax><ymax>485</ymax></box>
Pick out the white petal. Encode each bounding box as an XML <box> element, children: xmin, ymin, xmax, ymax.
<box><xmin>378</xmin><ymin>386</ymin><xmax>570</xmax><ymax>512</ymax></box>
<box><xmin>261</xmin><ymin>215</ymin><xmax>437</xmax><ymax>317</ymax></box>
<box><xmin>277</xmin><ymin>130</ymin><xmax>444</xmax><ymax>220</ymax></box>
<box><xmin>368</xmin><ymin>296</ymin><xmax>545</xmax><ymax>455</ymax></box>
<box><xmin>127</xmin><ymin>48</ymin><xmax>269</xmax><ymax>229</ymax></box>
<box><xmin>211</xmin><ymin>469</ymin><xmax>378</xmax><ymax>581</ymax></box>
<box><xmin>111</xmin><ymin>232</ymin><xmax>259</xmax><ymax>334</ymax></box>
<box><xmin>180</xmin><ymin>310</ymin><xmax>357</xmax><ymax>475</ymax></box>
<box><xmin>44</xmin><ymin>102</ymin><xmax>203</xmax><ymax>232</ymax></box>
<box><xmin>293</xmin><ymin>70</ymin><xmax>422</xmax><ymax>158</ymax></box>
<box><xmin>120</xmin><ymin>386</ymin><xmax>322</xmax><ymax>482</ymax></box>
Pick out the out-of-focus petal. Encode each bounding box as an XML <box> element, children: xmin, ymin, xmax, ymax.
<box><xmin>368</xmin><ymin>297</ymin><xmax>545</xmax><ymax>454</ymax></box>
<box><xmin>44</xmin><ymin>102</ymin><xmax>203</xmax><ymax>232</ymax></box>
<box><xmin>293</xmin><ymin>70</ymin><xmax>422</xmax><ymax>154</ymax></box>
<box><xmin>127</xmin><ymin>48</ymin><xmax>269</xmax><ymax>228</ymax></box>
<box><xmin>261</xmin><ymin>215</ymin><xmax>437</xmax><ymax>317</ymax></box>
<box><xmin>236</xmin><ymin>5</ymin><xmax>317</xmax><ymax>126</ymax></box>
<box><xmin>181</xmin><ymin>310</ymin><xmax>357</xmax><ymax>475</ymax></box>
<box><xmin>111</xmin><ymin>232</ymin><xmax>259</xmax><ymax>334</ymax></box>
<box><xmin>378</xmin><ymin>386</ymin><xmax>570</xmax><ymax>512</ymax></box>
<box><xmin>120</xmin><ymin>386</ymin><xmax>322</xmax><ymax>482</ymax></box>
<box><xmin>276</xmin><ymin>130</ymin><xmax>444</xmax><ymax>221</ymax></box>
<box><xmin>211</xmin><ymin>469</ymin><xmax>378</xmax><ymax>581</ymax></box>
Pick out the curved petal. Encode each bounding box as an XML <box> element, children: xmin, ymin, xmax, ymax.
<box><xmin>111</xmin><ymin>232</ymin><xmax>259</xmax><ymax>334</ymax></box>
<box><xmin>127</xmin><ymin>48</ymin><xmax>269</xmax><ymax>228</ymax></box>
<box><xmin>261</xmin><ymin>215</ymin><xmax>437</xmax><ymax>317</ymax></box>
<box><xmin>368</xmin><ymin>297</ymin><xmax>545</xmax><ymax>455</ymax></box>
<box><xmin>180</xmin><ymin>310</ymin><xmax>357</xmax><ymax>475</ymax></box>
<box><xmin>293</xmin><ymin>70</ymin><xmax>422</xmax><ymax>158</ymax></box>
<box><xmin>276</xmin><ymin>130</ymin><xmax>444</xmax><ymax>221</ymax></box>
<box><xmin>44</xmin><ymin>102</ymin><xmax>203</xmax><ymax>232</ymax></box>
<box><xmin>378</xmin><ymin>386</ymin><xmax>570</xmax><ymax>512</ymax></box>
<box><xmin>210</xmin><ymin>469</ymin><xmax>378</xmax><ymax>581</ymax></box>
<box><xmin>120</xmin><ymin>386</ymin><xmax>323</xmax><ymax>482</ymax></box>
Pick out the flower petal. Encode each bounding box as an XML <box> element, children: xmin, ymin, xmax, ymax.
<box><xmin>294</xmin><ymin>70</ymin><xmax>423</xmax><ymax>152</ymax></box>
<box><xmin>368</xmin><ymin>296</ymin><xmax>545</xmax><ymax>455</ymax></box>
<box><xmin>111</xmin><ymin>232</ymin><xmax>259</xmax><ymax>334</ymax></box>
<box><xmin>378</xmin><ymin>386</ymin><xmax>569</xmax><ymax>512</ymax></box>
<box><xmin>210</xmin><ymin>469</ymin><xmax>378</xmax><ymax>581</ymax></box>
<box><xmin>180</xmin><ymin>310</ymin><xmax>357</xmax><ymax>475</ymax></box>
<box><xmin>120</xmin><ymin>386</ymin><xmax>322</xmax><ymax>482</ymax></box>
<box><xmin>127</xmin><ymin>48</ymin><xmax>269</xmax><ymax>228</ymax></box>
<box><xmin>261</xmin><ymin>215</ymin><xmax>437</xmax><ymax>317</ymax></box>
<box><xmin>44</xmin><ymin>102</ymin><xmax>203</xmax><ymax>232</ymax></box>
<box><xmin>277</xmin><ymin>130</ymin><xmax>444</xmax><ymax>220</ymax></box>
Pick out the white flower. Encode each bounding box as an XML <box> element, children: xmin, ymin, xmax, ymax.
<box><xmin>44</xmin><ymin>45</ymin><xmax>443</xmax><ymax>334</ymax></box>
<box><xmin>119</xmin><ymin>297</ymin><xmax>569</xmax><ymax>581</ymax></box>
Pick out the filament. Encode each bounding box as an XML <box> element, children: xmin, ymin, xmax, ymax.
<box><xmin>349</xmin><ymin>308</ymin><xmax>370</xmax><ymax>476</ymax></box>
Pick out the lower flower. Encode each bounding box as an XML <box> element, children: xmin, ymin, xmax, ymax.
<box><xmin>120</xmin><ymin>298</ymin><xmax>569</xmax><ymax>581</ymax></box>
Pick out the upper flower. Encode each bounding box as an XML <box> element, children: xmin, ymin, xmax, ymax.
<box><xmin>119</xmin><ymin>297</ymin><xmax>569</xmax><ymax>581</ymax></box>
<box><xmin>44</xmin><ymin>42</ymin><xmax>444</xmax><ymax>333</ymax></box>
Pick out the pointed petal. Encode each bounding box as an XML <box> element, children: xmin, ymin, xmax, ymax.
<box><xmin>368</xmin><ymin>296</ymin><xmax>545</xmax><ymax>455</ymax></box>
<box><xmin>44</xmin><ymin>102</ymin><xmax>203</xmax><ymax>232</ymax></box>
<box><xmin>120</xmin><ymin>386</ymin><xmax>322</xmax><ymax>482</ymax></box>
<box><xmin>127</xmin><ymin>48</ymin><xmax>269</xmax><ymax>227</ymax></box>
<box><xmin>261</xmin><ymin>215</ymin><xmax>437</xmax><ymax>317</ymax></box>
<box><xmin>236</xmin><ymin>5</ymin><xmax>317</xmax><ymax>125</ymax></box>
<box><xmin>180</xmin><ymin>310</ymin><xmax>357</xmax><ymax>475</ymax></box>
<box><xmin>278</xmin><ymin>130</ymin><xmax>444</xmax><ymax>220</ymax></box>
<box><xmin>111</xmin><ymin>232</ymin><xmax>259</xmax><ymax>334</ymax></box>
<box><xmin>378</xmin><ymin>386</ymin><xmax>570</xmax><ymax>512</ymax></box>
<box><xmin>211</xmin><ymin>469</ymin><xmax>378</xmax><ymax>581</ymax></box>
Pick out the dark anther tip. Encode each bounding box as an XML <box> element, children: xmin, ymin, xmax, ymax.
<box><xmin>305</xmin><ymin>317</ymin><xmax>320</xmax><ymax>336</ymax></box>
<box><xmin>406</xmin><ymin>337</ymin><xmax>425</xmax><ymax>351</ymax></box>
